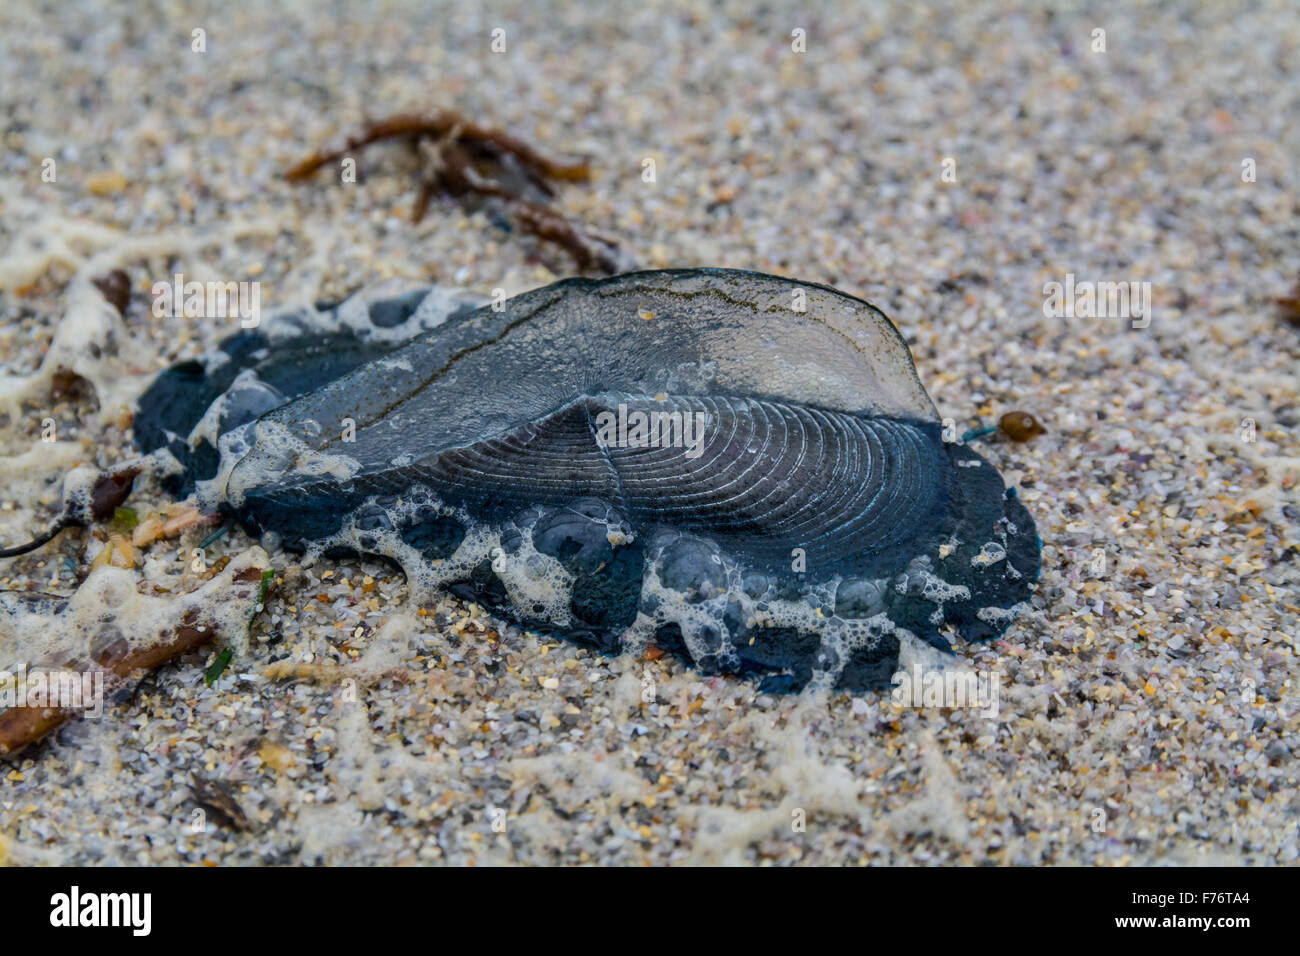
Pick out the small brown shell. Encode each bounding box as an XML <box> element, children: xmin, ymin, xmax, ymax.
<box><xmin>999</xmin><ymin>410</ymin><xmax>1046</xmax><ymax>442</ymax></box>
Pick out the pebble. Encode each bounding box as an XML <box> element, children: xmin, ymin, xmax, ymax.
<box><xmin>0</xmin><ymin>0</ymin><xmax>1294</xmax><ymax>867</ymax></box>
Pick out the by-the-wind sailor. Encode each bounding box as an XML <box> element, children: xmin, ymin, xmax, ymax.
<box><xmin>134</xmin><ymin>269</ymin><xmax>1041</xmax><ymax>692</ymax></box>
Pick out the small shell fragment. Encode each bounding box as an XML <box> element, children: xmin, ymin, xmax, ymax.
<box><xmin>999</xmin><ymin>410</ymin><xmax>1047</xmax><ymax>442</ymax></box>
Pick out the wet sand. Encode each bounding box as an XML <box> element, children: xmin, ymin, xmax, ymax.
<box><xmin>0</xmin><ymin>0</ymin><xmax>1296</xmax><ymax>864</ymax></box>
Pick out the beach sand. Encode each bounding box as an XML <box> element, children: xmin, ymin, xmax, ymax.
<box><xmin>0</xmin><ymin>0</ymin><xmax>1296</xmax><ymax>864</ymax></box>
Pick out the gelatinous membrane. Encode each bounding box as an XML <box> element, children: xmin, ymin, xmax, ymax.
<box><xmin>136</xmin><ymin>269</ymin><xmax>1040</xmax><ymax>692</ymax></box>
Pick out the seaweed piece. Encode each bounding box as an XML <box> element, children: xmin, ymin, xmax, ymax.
<box><xmin>0</xmin><ymin>556</ymin><xmax>268</xmax><ymax>757</ymax></box>
<box><xmin>203</xmin><ymin>647</ymin><xmax>234</xmax><ymax>686</ymax></box>
<box><xmin>285</xmin><ymin>111</ymin><xmax>617</xmax><ymax>273</ymax></box>
<box><xmin>0</xmin><ymin>463</ymin><xmax>140</xmax><ymax>559</ymax></box>
<box><xmin>205</xmin><ymin>567</ymin><xmax>274</xmax><ymax>685</ymax></box>
<box><xmin>513</xmin><ymin>200</ymin><xmax>618</xmax><ymax>274</ymax></box>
